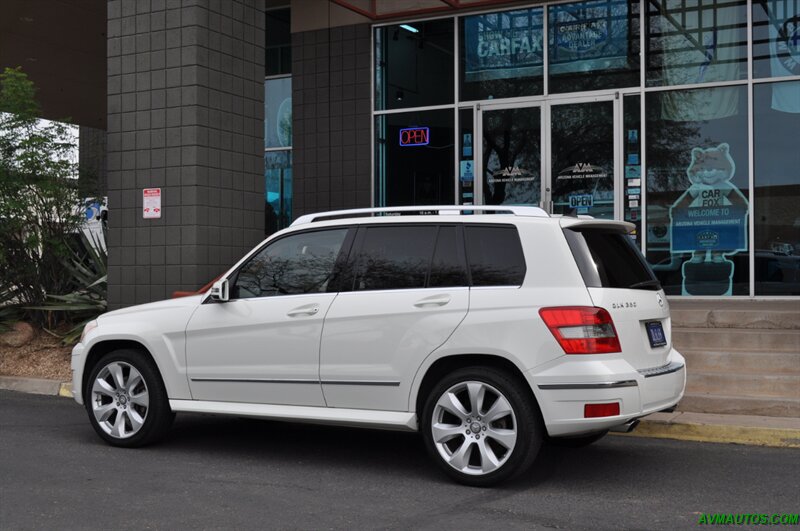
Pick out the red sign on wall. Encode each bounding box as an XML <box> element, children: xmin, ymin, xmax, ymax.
<box><xmin>399</xmin><ymin>127</ymin><xmax>430</xmax><ymax>146</ymax></box>
<box><xmin>143</xmin><ymin>188</ymin><xmax>161</xmax><ymax>219</ymax></box>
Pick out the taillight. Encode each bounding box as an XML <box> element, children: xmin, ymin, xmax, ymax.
<box><xmin>539</xmin><ymin>306</ymin><xmax>621</xmax><ymax>354</ymax></box>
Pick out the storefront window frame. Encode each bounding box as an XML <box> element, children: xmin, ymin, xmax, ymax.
<box><xmin>264</xmin><ymin>71</ymin><xmax>293</xmax><ymax>234</ymax></box>
<box><xmin>370</xmin><ymin>0</ymin><xmax>800</xmax><ymax>298</ymax></box>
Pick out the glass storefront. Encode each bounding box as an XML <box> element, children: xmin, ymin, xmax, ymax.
<box><xmin>372</xmin><ymin>0</ymin><xmax>800</xmax><ymax>297</ymax></box>
<box><xmin>265</xmin><ymin>8</ymin><xmax>292</xmax><ymax>235</ymax></box>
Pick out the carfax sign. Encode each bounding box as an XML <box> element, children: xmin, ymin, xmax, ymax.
<box><xmin>669</xmin><ymin>143</ymin><xmax>748</xmax><ymax>254</ymax></box>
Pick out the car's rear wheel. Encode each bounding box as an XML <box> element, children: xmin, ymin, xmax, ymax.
<box><xmin>84</xmin><ymin>350</ymin><xmax>173</xmax><ymax>447</ymax></box>
<box><xmin>421</xmin><ymin>367</ymin><xmax>543</xmax><ymax>487</ymax></box>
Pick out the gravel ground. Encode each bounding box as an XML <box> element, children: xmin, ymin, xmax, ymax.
<box><xmin>0</xmin><ymin>327</ymin><xmax>71</xmax><ymax>380</ymax></box>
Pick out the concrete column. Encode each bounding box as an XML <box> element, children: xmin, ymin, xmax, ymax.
<box><xmin>78</xmin><ymin>126</ymin><xmax>108</xmax><ymax>197</ymax></box>
<box><xmin>106</xmin><ymin>0</ymin><xmax>265</xmax><ymax>308</ymax></box>
<box><xmin>291</xmin><ymin>23</ymin><xmax>372</xmax><ymax>218</ymax></box>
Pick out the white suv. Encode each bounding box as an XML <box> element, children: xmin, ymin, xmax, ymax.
<box><xmin>72</xmin><ymin>206</ymin><xmax>685</xmax><ymax>486</ymax></box>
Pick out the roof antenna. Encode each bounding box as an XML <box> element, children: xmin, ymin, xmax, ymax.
<box><xmin>566</xmin><ymin>208</ymin><xmax>579</xmax><ymax>218</ymax></box>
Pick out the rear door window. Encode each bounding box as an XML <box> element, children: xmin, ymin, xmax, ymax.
<box><xmin>429</xmin><ymin>226</ymin><xmax>469</xmax><ymax>288</ymax></box>
<box><xmin>353</xmin><ymin>225</ymin><xmax>438</xmax><ymax>291</ymax></box>
<box><xmin>564</xmin><ymin>227</ymin><xmax>660</xmax><ymax>290</ymax></box>
<box><xmin>464</xmin><ymin>225</ymin><xmax>526</xmax><ymax>286</ymax></box>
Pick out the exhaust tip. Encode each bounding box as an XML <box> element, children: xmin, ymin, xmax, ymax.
<box><xmin>610</xmin><ymin>418</ymin><xmax>640</xmax><ymax>433</ymax></box>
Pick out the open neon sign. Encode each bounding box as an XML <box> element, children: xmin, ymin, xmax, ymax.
<box><xmin>399</xmin><ymin>127</ymin><xmax>430</xmax><ymax>146</ymax></box>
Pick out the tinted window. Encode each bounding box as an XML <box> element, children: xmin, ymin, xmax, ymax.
<box><xmin>429</xmin><ymin>226</ymin><xmax>469</xmax><ymax>288</ymax></box>
<box><xmin>233</xmin><ymin>229</ymin><xmax>348</xmax><ymax>298</ymax></box>
<box><xmin>354</xmin><ymin>226</ymin><xmax>438</xmax><ymax>291</ymax></box>
<box><xmin>565</xmin><ymin>228</ymin><xmax>658</xmax><ymax>290</ymax></box>
<box><xmin>465</xmin><ymin>226</ymin><xmax>526</xmax><ymax>286</ymax></box>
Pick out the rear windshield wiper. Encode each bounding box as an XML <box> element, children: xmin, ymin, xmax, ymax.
<box><xmin>628</xmin><ymin>279</ymin><xmax>662</xmax><ymax>290</ymax></box>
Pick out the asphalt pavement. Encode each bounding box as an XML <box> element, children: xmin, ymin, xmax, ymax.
<box><xmin>1</xmin><ymin>390</ymin><xmax>798</xmax><ymax>530</ymax></box>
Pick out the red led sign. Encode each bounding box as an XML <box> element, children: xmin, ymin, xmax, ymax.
<box><xmin>399</xmin><ymin>127</ymin><xmax>430</xmax><ymax>146</ymax></box>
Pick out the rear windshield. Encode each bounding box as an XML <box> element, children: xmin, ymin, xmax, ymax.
<box><xmin>564</xmin><ymin>227</ymin><xmax>660</xmax><ymax>290</ymax></box>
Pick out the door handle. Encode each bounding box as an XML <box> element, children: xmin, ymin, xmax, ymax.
<box><xmin>287</xmin><ymin>304</ymin><xmax>320</xmax><ymax>317</ymax></box>
<box><xmin>414</xmin><ymin>294</ymin><xmax>451</xmax><ymax>308</ymax></box>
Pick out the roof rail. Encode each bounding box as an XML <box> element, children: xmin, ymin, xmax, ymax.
<box><xmin>291</xmin><ymin>205</ymin><xmax>549</xmax><ymax>226</ymax></box>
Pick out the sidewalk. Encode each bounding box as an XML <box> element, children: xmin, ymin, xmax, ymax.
<box><xmin>2</xmin><ymin>375</ymin><xmax>799</xmax><ymax>449</ymax></box>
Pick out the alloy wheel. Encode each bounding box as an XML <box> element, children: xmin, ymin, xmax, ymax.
<box><xmin>431</xmin><ymin>381</ymin><xmax>518</xmax><ymax>476</ymax></box>
<box><xmin>90</xmin><ymin>361</ymin><xmax>150</xmax><ymax>439</ymax></box>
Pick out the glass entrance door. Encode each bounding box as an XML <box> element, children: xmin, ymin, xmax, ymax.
<box><xmin>477</xmin><ymin>97</ymin><xmax>619</xmax><ymax>218</ymax></box>
<box><xmin>547</xmin><ymin>99</ymin><xmax>617</xmax><ymax>219</ymax></box>
<box><xmin>478</xmin><ymin>106</ymin><xmax>542</xmax><ymax>206</ymax></box>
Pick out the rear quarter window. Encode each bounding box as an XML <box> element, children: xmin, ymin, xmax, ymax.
<box><xmin>465</xmin><ymin>225</ymin><xmax>526</xmax><ymax>286</ymax></box>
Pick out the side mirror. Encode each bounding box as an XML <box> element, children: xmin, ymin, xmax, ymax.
<box><xmin>209</xmin><ymin>279</ymin><xmax>229</xmax><ymax>302</ymax></box>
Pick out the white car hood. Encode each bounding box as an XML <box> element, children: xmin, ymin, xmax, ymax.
<box><xmin>98</xmin><ymin>294</ymin><xmax>205</xmax><ymax>323</ymax></box>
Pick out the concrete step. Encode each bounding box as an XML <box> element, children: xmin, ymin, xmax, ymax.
<box><xmin>686</xmin><ymin>371</ymin><xmax>800</xmax><ymax>398</ymax></box>
<box><xmin>672</xmin><ymin>328</ymin><xmax>800</xmax><ymax>353</ymax></box>
<box><xmin>678</xmin><ymin>393</ymin><xmax>800</xmax><ymax>418</ymax></box>
<box><xmin>669</xmin><ymin>299</ymin><xmax>800</xmax><ymax>330</ymax></box>
<box><xmin>681</xmin><ymin>349</ymin><xmax>800</xmax><ymax>375</ymax></box>
<box><xmin>672</xmin><ymin>309</ymin><xmax>800</xmax><ymax>330</ymax></box>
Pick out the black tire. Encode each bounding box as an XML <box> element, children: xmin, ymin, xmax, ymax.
<box><xmin>84</xmin><ymin>349</ymin><xmax>174</xmax><ymax>447</ymax></box>
<box><xmin>421</xmin><ymin>366</ymin><xmax>543</xmax><ymax>487</ymax></box>
<box><xmin>547</xmin><ymin>430</ymin><xmax>608</xmax><ymax>448</ymax></box>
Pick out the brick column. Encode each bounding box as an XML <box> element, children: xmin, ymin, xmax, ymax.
<box><xmin>291</xmin><ymin>23</ymin><xmax>372</xmax><ymax>218</ymax></box>
<box><xmin>106</xmin><ymin>0</ymin><xmax>265</xmax><ymax>308</ymax></box>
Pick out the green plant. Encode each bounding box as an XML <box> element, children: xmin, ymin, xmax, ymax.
<box><xmin>0</xmin><ymin>66</ymin><xmax>84</xmax><ymax>325</ymax></box>
<box><xmin>26</xmin><ymin>228</ymin><xmax>107</xmax><ymax>344</ymax></box>
<box><xmin>0</xmin><ymin>285</ymin><xmax>23</xmax><ymax>333</ymax></box>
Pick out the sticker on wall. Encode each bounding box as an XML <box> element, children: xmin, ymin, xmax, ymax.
<box><xmin>627</xmin><ymin>178</ymin><xmax>641</xmax><ymax>186</ymax></box>
<box><xmin>628</xmin><ymin>200</ymin><xmax>639</xmax><ymax>208</ymax></box>
<box><xmin>557</xmin><ymin>162</ymin><xmax>607</xmax><ymax>180</ymax></box>
<box><xmin>143</xmin><ymin>188</ymin><xmax>161</xmax><ymax>219</ymax></box>
<box><xmin>460</xmin><ymin>160</ymin><xmax>475</xmax><ymax>182</ymax></box>
<box><xmin>568</xmin><ymin>194</ymin><xmax>593</xmax><ymax>213</ymax></box>
<box><xmin>627</xmin><ymin>153</ymin><xmax>640</xmax><ymax>165</ymax></box>
<box><xmin>627</xmin><ymin>129</ymin><xmax>638</xmax><ymax>143</ymax></box>
<box><xmin>488</xmin><ymin>166</ymin><xmax>535</xmax><ymax>184</ymax></box>
<box><xmin>625</xmin><ymin>165</ymin><xmax>641</xmax><ymax>178</ymax></box>
<box><xmin>668</xmin><ymin>143</ymin><xmax>749</xmax><ymax>296</ymax></box>
<box><xmin>627</xmin><ymin>187</ymin><xmax>641</xmax><ymax>195</ymax></box>
<box><xmin>462</xmin><ymin>134</ymin><xmax>473</xmax><ymax>157</ymax></box>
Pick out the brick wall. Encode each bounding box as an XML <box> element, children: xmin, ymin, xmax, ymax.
<box><xmin>106</xmin><ymin>0</ymin><xmax>265</xmax><ymax>308</ymax></box>
<box><xmin>291</xmin><ymin>23</ymin><xmax>372</xmax><ymax>218</ymax></box>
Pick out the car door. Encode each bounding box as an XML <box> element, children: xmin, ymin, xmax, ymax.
<box><xmin>320</xmin><ymin>224</ymin><xmax>470</xmax><ymax>412</ymax></box>
<box><xmin>185</xmin><ymin>227</ymin><xmax>353</xmax><ymax>406</ymax></box>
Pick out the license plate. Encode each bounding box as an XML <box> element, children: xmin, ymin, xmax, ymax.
<box><xmin>646</xmin><ymin>321</ymin><xmax>667</xmax><ymax>348</ymax></box>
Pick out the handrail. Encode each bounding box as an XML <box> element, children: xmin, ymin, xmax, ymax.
<box><xmin>291</xmin><ymin>205</ymin><xmax>549</xmax><ymax>226</ymax></box>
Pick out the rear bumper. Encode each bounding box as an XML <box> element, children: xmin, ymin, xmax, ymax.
<box><xmin>528</xmin><ymin>349</ymin><xmax>686</xmax><ymax>437</ymax></box>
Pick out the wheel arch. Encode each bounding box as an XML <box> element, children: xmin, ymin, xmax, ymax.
<box><xmin>412</xmin><ymin>354</ymin><xmax>539</xmax><ymax>419</ymax></box>
<box><xmin>83</xmin><ymin>340</ymin><xmax>166</xmax><ymax>402</ymax></box>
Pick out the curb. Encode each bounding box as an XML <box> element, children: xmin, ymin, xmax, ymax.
<box><xmin>0</xmin><ymin>376</ymin><xmax>73</xmax><ymax>398</ymax></box>
<box><xmin>615</xmin><ymin>411</ymin><xmax>800</xmax><ymax>449</ymax></box>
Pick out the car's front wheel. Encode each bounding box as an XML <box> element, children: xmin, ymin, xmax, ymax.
<box><xmin>84</xmin><ymin>349</ymin><xmax>173</xmax><ymax>447</ymax></box>
<box><xmin>421</xmin><ymin>367</ymin><xmax>543</xmax><ymax>487</ymax></box>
